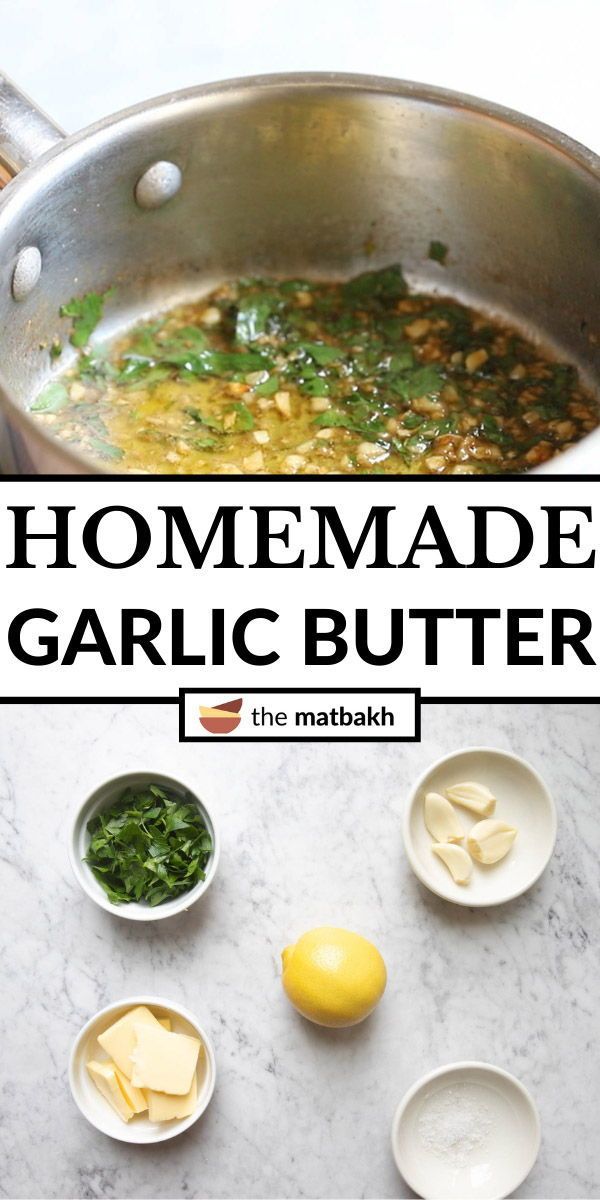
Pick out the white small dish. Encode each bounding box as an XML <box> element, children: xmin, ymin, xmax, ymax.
<box><xmin>69</xmin><ymin>995</ymin><xmax>216</xmax><ymax>1143</ymax></box>
<box><xmin>403</xmin><ymin>747</ymin><xmax>556</xmax><ymax>906</ymax></box>
<box><xmin>391</xmin><ymin>1061</ymin><xmax>540</xmax><ymax>1200</ymax></box>
<box><xmin>69</xmin><ymin>769</ymin><xmax>219</xmax><ymax>921</ymax></box>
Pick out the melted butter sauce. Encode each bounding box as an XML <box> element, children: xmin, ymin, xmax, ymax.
<box><xmin>33</xmin><ymin>268</ymin><xmax>599</xmax><ymax>474</ymax></box>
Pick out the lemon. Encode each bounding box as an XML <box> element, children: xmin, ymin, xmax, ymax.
<box><xmin>281</xmin><ymin>926</ymin><xmax>387</xmax><ymax>1027</ymax></box>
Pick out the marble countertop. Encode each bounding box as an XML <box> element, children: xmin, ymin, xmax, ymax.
<box><xmin>0</xmin><ymin>701</ymin><xmax>598</xmax><ymax>1198</ymax></box>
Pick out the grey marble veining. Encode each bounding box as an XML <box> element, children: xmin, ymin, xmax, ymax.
<box><xmin>0</xmin><ymin>702</ymin><xmax>598</xmax><ymax>1199</ymax></box>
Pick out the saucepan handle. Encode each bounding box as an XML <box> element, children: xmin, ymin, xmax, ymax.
<box><xmin>0</xmin><ymin>72</ymin><xmax>65</xmax><ymax>178</ymax></box>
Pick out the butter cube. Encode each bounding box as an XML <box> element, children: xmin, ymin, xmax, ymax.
<box><xmin>131</xmin><ymin>1022</ymin><xmax>201</xmax><ymax>1095</ymax></box>
<box><xmin>145</xmin><ymin>1072</ymin><xmax>198</xmax><ymax>1122</ymax></box>
<box><xmin>98</xmin><ymin>1005</ymin><xmax>163</xmax><ymax>1079</ymax></box>
<box><xmin>87</xmin><ymin>1060</ymin><xmax>134</xmax><ymax>1123</ymax></box>
<box><xmin>158</xmin><ymin>1017</ymin><xmax>171</xmax><ymax>1031</ymax></box>
<box><xmin>114</xmin><ymin>1064</ymin><xmax>148</xmax><ymax>1114</ymax></box>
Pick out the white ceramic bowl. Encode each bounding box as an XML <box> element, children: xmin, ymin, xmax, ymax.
<box><xmin>391</xmin><ymin>1061</ymin><xmax>541</xmax><ymax>1200</ymax></box>
<box><xmin>69</xmin><ymin>995</ymin><xmax>217</xmax><ymax>1143</ymax></box>
<box><xmin>69</xmin><ymin>770</ymin><xmax>220</xmax><ymax>921</ymax></box>
<box><xmin>403</xmin><ymin>747</ymin><xmax>556</xmax><ymax>907</ymax></box>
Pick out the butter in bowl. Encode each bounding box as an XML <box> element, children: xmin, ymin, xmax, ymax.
<box><xmin>69</xmin><ymin>996</ymin><xmax>216</xmax><ymax>1143</ymax></box>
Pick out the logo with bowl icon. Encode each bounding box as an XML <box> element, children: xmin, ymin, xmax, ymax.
<box><xmin>199</xmin><ymin>698</ymin><xmax>243</xmax><ymax>735</ymax></box>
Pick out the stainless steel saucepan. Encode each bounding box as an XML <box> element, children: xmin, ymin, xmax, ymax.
<box><xmin>0</xmin><ymin>71</ymin><xmax>598</xmax><ymax>474</ymax></box>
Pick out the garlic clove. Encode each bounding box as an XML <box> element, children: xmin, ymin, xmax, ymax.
<box><xmin>424</xmin><ymin>792</ymin><xmax>465</xmax><ymax>843</ymax></box>
<box><xmin>467</xmin><ymin>819</ymin><xmax>517</xmax><ymax>864</ymax></box>
<box><xmin>445</xmin><ymin>780</ymin><xmax>496</xmax><ymax>817</ymax></box>
<box><xmin>431</xmin><ymin>843</ymin><xmax>473</xmax><ymax>885</ymax></box>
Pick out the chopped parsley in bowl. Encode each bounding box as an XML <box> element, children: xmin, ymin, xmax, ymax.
<box><xmin>69</xmin><ymin>771</ymin><xmax>219</xmax><ymax>920</ymax></box>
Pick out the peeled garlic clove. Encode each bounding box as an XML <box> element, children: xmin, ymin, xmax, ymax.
<box><xmin>468</xmin><ymin>819</ymin><xmax>517</xmax><ymax>864</ymax></box>
<box><xmin>424</xmin><ymin>792</ymin><xmax>465</xmax><ymax>843</ymax></box>
<box><xmin>431</xmin><ymin>843</ymin><xmax>472</xmax><ymax>884</ymax></box>
<box><xmin>445</xmin><ymin>780</ymin><xmax>496</xmax><ymax>817</ymax></box>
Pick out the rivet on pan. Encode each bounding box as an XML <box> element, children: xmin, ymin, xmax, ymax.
<box><xmin>135</xmin><ymin>161</ymin><xmax>182</xmax><ymax>209</ymax></box>
<box><xmin>12</xmin><ymin>245</ymin><xmax>42</xmax><ymax>301</ymax></box>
